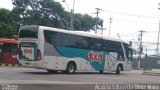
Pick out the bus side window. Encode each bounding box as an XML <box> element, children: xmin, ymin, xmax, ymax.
<box><xmin>116</xmin><ymin>43</ymin><xmax>125</xmax><ymax>61</ymax></box>
<box><xmin>123</xmin><ymin>43</ymin><xmax>132</xmax><ymax>61</ymax></box>
<box><xmin>76</xmin><ymin>36</ymin><xmax>86</xmax><ymax>49</ymax></box>
<box><xmin>102</xmin><ymin>46</ymin><xmax>106</xmax><ymax>51</ymax></box>
<box><xmin>127</xmin><ymin>49</ymin><xmax>132</xmax><ymax>61</ymax></box>
<box><xmin>94</xmin><ymin>42</ymin><xmax>101</xmax><ymax>50</ymax></box>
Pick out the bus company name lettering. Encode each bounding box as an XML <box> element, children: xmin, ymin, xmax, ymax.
<box><xmin>24</xmin><ymin>49</ymin><xmax>32</xmax><ymax>54</ymax></box>
<box><xmin>88</xmin><ymin>51</ymin><xmax>103</xmax><ymax>64</ymax></box>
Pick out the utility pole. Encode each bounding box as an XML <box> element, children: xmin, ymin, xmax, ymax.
<box><xmin>138</xmin><ymin>30</ymin><xmax>145</xmax><ymax>69</ymax></box>
<box><xmin>156</xmin><ymin>20</ymin><xmax>160</xmax><ymax>57</ymax></box>
<box><xmin>62</xmin><ymin>0</ymin><xmax>75</xmax><ymax>30</ymax></box>
<box><xmin>70</xmin><ymin>0</ymin><xmax>75</xmax><ymax>30</ymax></box>
<box><xmin>70</xmin><ymin>9</ymin><xmax>74</xmax><ymax>30</ymax></box>
<box><xmin>95</xmin><ymin>8</ymin><xmax>101</xmax><ymax>34</ymax></box>
<box><xmin>157</xmin><ymin>3</ymin><xmax>160</xmax><ymax>57</ymax></box>
<box><xmin>101</xmin><ymin>28</ymin><xmax>106</xmax><ymax>35</ymax></box>
<box><xmin>108</xmin><ymin>17</ymin><xmax>113</xmax><ymax>36</ymax></box>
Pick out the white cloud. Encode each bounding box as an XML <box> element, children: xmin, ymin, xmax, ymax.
<box><xmin>0</xmin><ymin>0</ymin><xmax>13</xmax><ymax>10</ymax></box>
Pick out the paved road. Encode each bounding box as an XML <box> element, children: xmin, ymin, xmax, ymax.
<box><xmin>0</xmin><ymin>68</ymin><xmax>159</xmax><ymax>90</ymax></box>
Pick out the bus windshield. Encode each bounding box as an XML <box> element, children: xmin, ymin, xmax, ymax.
<box><xmin>3</xmin><ymin>44</ymin><xmax>18</xmax><ymax>53</ymax></box>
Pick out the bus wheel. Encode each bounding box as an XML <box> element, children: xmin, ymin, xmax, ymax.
<box><xmin>99</xmin><ymin>71</ymin><xmax>103</xmax><ymax>74</ymax></box>
<box><xmin>116</xmin><ymin>65</ymin><xmax>121</xmax><ymax>74</ymax></box>
<box><xmin>66</xmin><ymin>62</ymin><xmax>76</xmax><ymax>74</ymax></box>
<box><xmin>47</xmin><ymin>70</ymin><xmax>57</xmax><ymax>74</ymax></box>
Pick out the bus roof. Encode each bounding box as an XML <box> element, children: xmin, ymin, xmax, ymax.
<box><xmin>20</xmin><ymin>25</ymin><xmax>129</xmax><ymax>45</ymax></box>
<box><xmin>0</xmin><ymin>38</ymin><xmax>17</xmax><ymax>44</ymax></box>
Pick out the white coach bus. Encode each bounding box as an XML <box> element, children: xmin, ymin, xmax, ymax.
<box><xmin>18</xmin><ymin>25</ymin><xmax>133</xmax><ymax>74</ymax></box>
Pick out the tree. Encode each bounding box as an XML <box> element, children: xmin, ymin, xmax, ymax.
<box><xmin>12</xmin><ymin>0</ymin><xmax>103</xmax><ymax>31</ymax></box>
<box><xmin>0</xmin><ymin>8</ymin><xmax>18</xmax><ymax>38</ymax></box>
<box><xmin>74</xmin><ymin>14</ymin><xmax>103</xmax><ymax>31</ymax></box>
<box><xmin>12</xmin><ymin>0</ymin><xmax>66</xmax><ymax>28</ymax></box>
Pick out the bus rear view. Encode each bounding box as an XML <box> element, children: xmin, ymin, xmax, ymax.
<box><xmin>18</xmin><ymin>25</ymin><xmax>43</xmax><ymax>68</ymax></box>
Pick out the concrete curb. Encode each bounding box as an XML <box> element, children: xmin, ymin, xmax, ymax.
<box><xmin>142</xmin><ymin>72</ymin><xmax>160</xmax><ymax>76</ymax></box>
<box><xmin>0</xmin><ymin>64</ymin><xmax>22</xmax><ymax>68</ymax></box>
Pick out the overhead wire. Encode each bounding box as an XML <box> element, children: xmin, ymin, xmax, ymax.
<box><xmin>101</xmin><ymin>9</ymin><xmax>160</xmax><ymax>19</ymax></box>
<box><xmin>113</xmin><ymin>19</ymin><xmax>159</xmax><ymax>25</ymax></box>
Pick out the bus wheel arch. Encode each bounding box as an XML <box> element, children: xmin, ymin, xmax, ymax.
<box><xmin>99</xmin><ymin>71</ymin><xmax>103</xmax><ymax>74</ymax></box>
<box><xmin>66</xmin><ymin>61</ymin><xmax>77</xmax><ymax>74</ymax></box>
<box><xmin>116</xmin><ymin>63</ymin><xmax>123</xmax><ymax>74</ymax></box>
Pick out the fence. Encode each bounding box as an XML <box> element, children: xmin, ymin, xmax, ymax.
<box><xmin>132</xmin><ymin>56</ymin><xmax>160</xmax><ymax>69</ymax></box>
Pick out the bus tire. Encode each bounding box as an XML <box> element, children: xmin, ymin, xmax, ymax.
<box><xmin>116</xmin><ymin>65</ymin><xmax>121</xmax><ymax>74</ymax></box>
<box><xmin>47</xmin><ymin>70</ymin><xmax>57</xmax><ymax>74</ymax></box>
<box><xmin>66</xmin><ymin>62</ymin><xmax>76</xmax><ymax>74</ymax></box>
<box><xmin>99</xmin><ymin>71</ymin><xmax>103</xmax><ymax>74</ymax></box>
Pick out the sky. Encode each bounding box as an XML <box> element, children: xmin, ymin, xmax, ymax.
<box><xmin>0</xmin><ymin>0</ymin><xmax>160</xmax><ymax>55</ymax></box>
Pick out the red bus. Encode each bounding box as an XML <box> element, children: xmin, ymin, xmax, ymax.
<box><xmin>0</xmin><ymin>38</ymin><xmax>18</xmax><ymax>64</ymax></box>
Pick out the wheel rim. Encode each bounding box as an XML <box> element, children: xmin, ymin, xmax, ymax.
<box><xmin>68</xmin><ymin>65</ymin><xmax>74</xmax><ymax>73</ymax></box>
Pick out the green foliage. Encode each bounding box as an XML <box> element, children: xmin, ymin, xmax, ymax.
<box><xmin>0</xmin><ymin>0</ymin><xmax>104</xmax><ymax>38</ymax></box>
<box><xmin>12</xmin><ymin>0</ymin><xmax>66</xmax><ymax>28</ymax></box>
<box><xmin>0</xmin><ymin>8</ymin><xmax>18</xmax><ymax>38</ymax></box>
<box><xmin>12</xmin><ymin>0</ymin><xmax>103</xmax><ymax>31</ymax></box>
<box><xmin>74</xmin><ymin>14</ymin><xmax>103</xmax><ymax>31</ymax></box>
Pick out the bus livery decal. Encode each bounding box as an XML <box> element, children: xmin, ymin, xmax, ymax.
<box><xmin>55</xmin><ymin>46</ymin><xmax>107</xmax><ymax>71</ymax></box>
<box><xmin>88</xmin><ymin>51</ymin><xmax>103</xmax><ymax>64</ymax></box>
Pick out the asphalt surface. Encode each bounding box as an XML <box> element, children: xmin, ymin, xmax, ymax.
<box><xmin>0</xmin><ymin>68</ymin><xmax>159</xmax><ymax>90</ymax></box>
